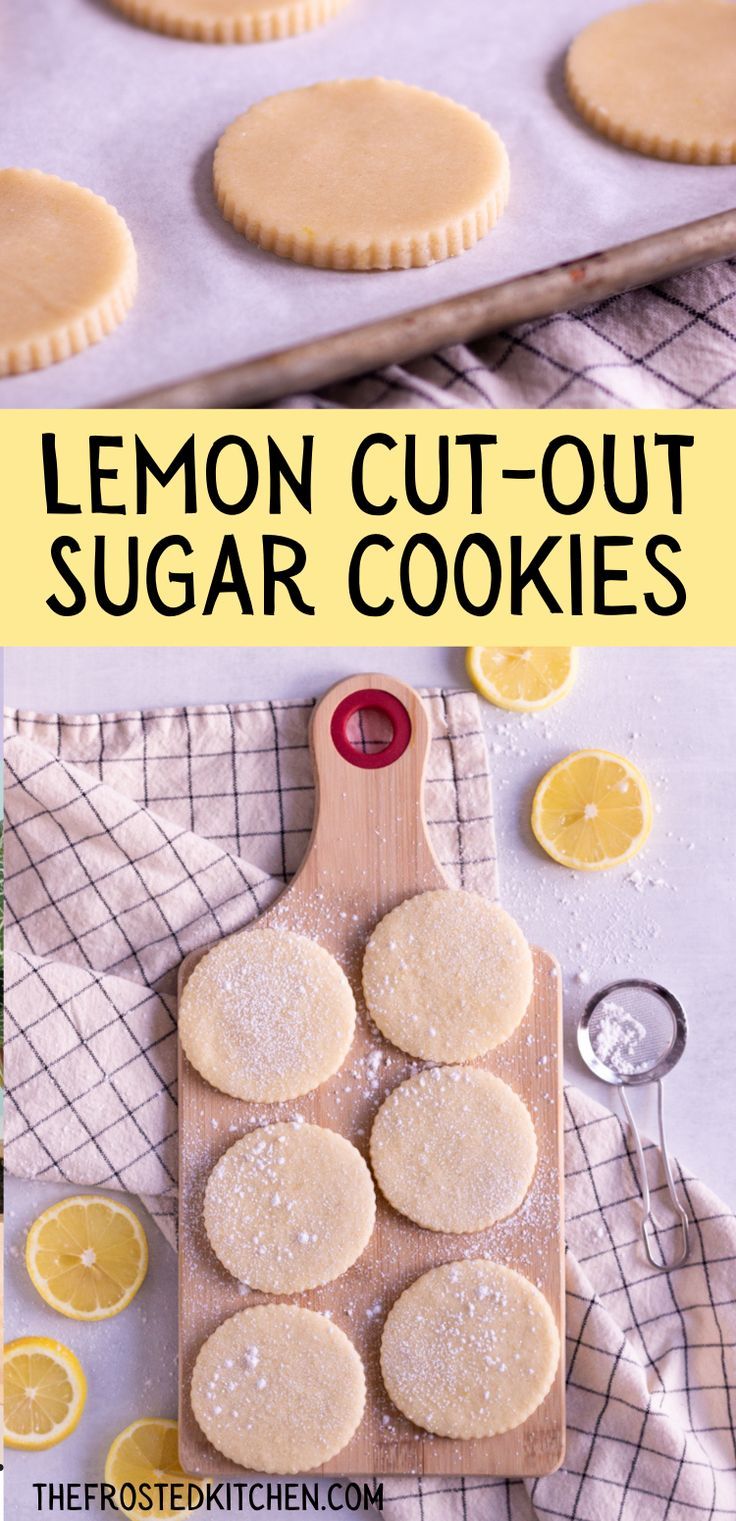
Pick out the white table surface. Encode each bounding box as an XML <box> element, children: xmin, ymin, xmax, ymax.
<box><xmin>5</xmin><ymin>644</ymin><xmax>735</xmax><ymax>1517</ymax></box>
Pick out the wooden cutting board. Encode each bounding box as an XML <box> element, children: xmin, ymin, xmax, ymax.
<box><xmin>178</xmin><ymin>673</ymin><xmax>565</xmax><ymax>1478</ymax></box>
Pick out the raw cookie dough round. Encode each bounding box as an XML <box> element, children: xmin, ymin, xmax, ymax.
<box><xmin>381</xmin><ymin>1261</ymin><xmax>559</xmax><ymax>1439</ymax></box>
<box><xmin>179</xmin><ymin>927</ymin><xmax>355</xmax><ymax>1101</ymax></box>
<box><xmin>213</xmin><ymin>78</ymin><xmax>510</xmax><ymax>270</ymax></box>
<box><xmin>191</xmin><ymin>1305</ymin><xmax>365</xmax><ymax>1472</ymax></box>
<box><xmin>0</xmin><ymin>170</ymin><xmax>137</xmax><ymax>378</ymax></box>
<box><xmin>362</xmin><ymin>890</ymin><xmax>533</xmax><ymax>1062</ymax></box>
<box><xmin>204</xmin><ymin>1121</ymin><xmax>375</xmax><ymax>1292</ymax></box>
<box><xmin>370</xmin><ymin>1067</ymin><xmax>537</xmax><ymax>1232</ymax></box>
<box><xmin>566</xmin><ymin>1</ymin><xmax>736</xmax><ymax>164</ymax></box>
<box><xmin>107</xmin><ymin>0</ymin><xmax>350</xmax><ymax>42</ymax></box>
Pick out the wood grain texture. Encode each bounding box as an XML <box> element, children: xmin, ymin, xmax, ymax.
<box><xmin>178</xmin><ymin>673</ymin><xmax>565</xmax><ymax>1478</ymax></box>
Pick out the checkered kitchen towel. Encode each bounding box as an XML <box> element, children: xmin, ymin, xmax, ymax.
<box><xmin>4</xmin><ymin>693</ymin><xmax>736</xmax><ymax>1519</ymax></box>
<box><xmin>285</xmin><ymin>257</ymin><xmax>736</xmax><ymax>409</ymax></box>
<box><xmin>3</xmin><ymin>691</ymin><xmax>496</xmax><ymax>1240</ymax></box>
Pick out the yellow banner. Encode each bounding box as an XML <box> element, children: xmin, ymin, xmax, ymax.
<box><xmin>1</xmin><ymin>408</ymin><xmax>733</xmax><ymax>645</ymax></box>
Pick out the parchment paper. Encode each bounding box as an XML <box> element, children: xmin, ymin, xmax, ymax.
<box><xmin>3</xmin><ymin>0</ymin><xmax>735</xmax><ymax>408</ymax></box>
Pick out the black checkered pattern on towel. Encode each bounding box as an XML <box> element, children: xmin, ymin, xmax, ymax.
<box><xmin>4</xmin><ymin>692</ymin><xmax>735</xmax><ymax>1518</ymax></box>
<box><xmin>3</xmin><ymin>690</ymin><xmax>496</xmax><ymax>1238</ymax></box>
<box><xmin>280</xmin><ymin>258</ymin><xmax>736</xmax><ymax>410</ymax></box>
<box><xmin>379</xmin><ymin>1087</ymin><xmax>736</xmax><ymax>1520</ymax></box>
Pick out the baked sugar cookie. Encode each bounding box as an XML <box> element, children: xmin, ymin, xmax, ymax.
<box><xmin>107</xmin><ymin>0</ymin><xmax>350</xmax><ymax>42</ymax></box>
<box><xmin>566</xmin><ymin>1</ymin><xmax>736</xmax><ymax>164</ymax></box>
<box><xmin>191</xmin><ymin>1305</ymin><xmax>365</xmax><ymax>1471</ymax></box>
<box><xmin>204</xmin><ymin>1121</ymin><xmax>375</xmax><ymax>1292</ymax></box>
<box><xmin>381</xmin><ymin>1261</ymin><xmax>559</xmax><ymax>1439</ymax></box>
<box><xmin>0</xmin><ymin>170</ymin><xmax>137</xmax><ymax>378</ymax></box>
<box><xmin>362</xmin><ymin>890</ymin><xmax>533</xmax><ymax>1062</ymax></box>
<box><xmin>370</xmin><ymin>1067</ymin><xmax>536</xmax><ymax>1232</ymax></box>
<box><xmin>214</xmin><ymin>79</ymin><xmax>510</xmax><ymax>270</ymax></box>
<box><xmin>179</xmin><ymin>927</ymin><xmax>355</xmax><ymax>1101</ymax></box>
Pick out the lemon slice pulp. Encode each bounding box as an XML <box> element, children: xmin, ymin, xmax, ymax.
<box><xmin>4</xmin><ymin>1337</ymin><xmax>87</xmax><ymax>1450</ymax></box>
<box><xmin>531</xmin><ymin>748</ymin><xmax>652</xmax><ymax>870</ymax></box>
<box><xmin>105</xmin><ymin>1419</ymin><xmax>203</xmax><ymax>1520</ymax></box>
<box><xmin>466</xmin><ymin>647</ymin><xmax>578</xmax><ymax>711</ymax></box>
<box><xmin>26</xmin><ymin>1194</ymin><xmax>148</xmax><ymax>1321</ymax></box>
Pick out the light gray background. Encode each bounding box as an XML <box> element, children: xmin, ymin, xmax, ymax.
<box><xmin>4</xmin><ymin>0</ymin><xmax>735</xmax><ymax>408</ymax></box>
<box><xmin>5</xmin><ymin>644</ymin><xmax>735</xmax><ymax>1518</ymax></box>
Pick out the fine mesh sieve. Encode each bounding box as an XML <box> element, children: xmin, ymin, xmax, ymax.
<box><xmin>578</xmin><ymin>979</ymin><xmax>690</xmax><ymax>1272</ymax></box>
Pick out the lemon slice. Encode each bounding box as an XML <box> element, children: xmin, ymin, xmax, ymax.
<box><xmin>105</xmin><ymin>1420</ymin><xmax>202</xmax><ymax>1520</ymax></box>
<box><xmin>4</xmin><ymin>1337</ymin><xmax>87</xmax><ymax>1450</ymax></box>
<box><xmin>26</xmin><ymin>1195</ymin><xmax>148</xmax><ymax>1321</ymax></box>
<box><xmin>531</xmin><ymin>749</ymin><xmax>652</xmax><ymax>870</ymax></box>
<box><xmin>466</xmin><ymin>647</ymin><xmax>578</xmax><ymax>712</ymax></box>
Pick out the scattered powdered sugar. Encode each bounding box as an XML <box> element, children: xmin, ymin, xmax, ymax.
<box><xmin>181</xmin><ymin>852</ymin><xmax>564</xmax><ymax>1452</ymax></box>
<box><xmin>483</xmin><ymin>674</ymin><xmax>709</xmax><ymax>1119</ymax></box>
<box><xmin>380</xmin><ymin>1261</ymin><xmax>558</xmax><ymax>1436</ymax></box>
<box><xmin>180</xmin><ymin>926</ymin><xmax>355</xmax><ymax>1102</ymax></box>
<box><xmin>203</xmin><ymin>1120</ymin><xmax>374</xmax><ymax>1295</ymax></box>
<box><xmin>626</xmin><ymin>869</ymin><xmax>672</xmax><ymax>894</ymax></box>
<box><xmin>370</xmin><ymin>1066</ymin><xmax>537</xmax><ymax>1233</ymax></box>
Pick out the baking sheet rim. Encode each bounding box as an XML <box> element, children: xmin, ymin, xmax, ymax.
<box><xmin>118</xmin><ymin>206</ymin><xmax>736</xmax><ymax>409</ymax></box>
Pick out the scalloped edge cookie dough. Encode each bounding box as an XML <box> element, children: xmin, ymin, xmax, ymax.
<box><xmin>107</xmin><ymin>0</ymin><xmax>350</xmax><ymax>42</ymax></box>
<box><xmin>204</xmin><ymin>1121</ymin><xmax>376</xmax><ymax>1292</ymax></box>
<box><xmin>0</xmin><ymin>170</ymin><xmax>137</xmax><ymax>378</ymax></box>
<box><xmin>213</xmin><ymin>78</ymin><xmax>510</xmax><ymax>270</ymax></box>
<box><xmin>380</xmin><ymin>1261</ymin><xmax>559</xmax><ymax>1439</ymax></box>
<box><xmin>191</xmin><ymin>1305</ymin><xmax>366</xmax><ymax>1471</ymax></box>
<box><xmin>566</xmin><ymin>0</ymin><xmax>736</xmax><ymax>164</ymax></box>
<box><xmin>370</xmin><ymin>1067</ymin><xmax>537</xmax><ymax>1233</ymax></box>
<box><xmin>362</xmin><ymin>889</ymin><xmax>533</xmax><ymax>1061</ymax></box>
<box><xmin>178</xmin><ymin>927</ymin><xmax>356</xmax><ymax>1101</ymax></box>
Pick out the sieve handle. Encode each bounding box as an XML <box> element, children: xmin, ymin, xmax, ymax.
<box><xmin>620</xmin><ymin>1081</ymin><xmax>690</xmax><ymax>1273</ymax></box>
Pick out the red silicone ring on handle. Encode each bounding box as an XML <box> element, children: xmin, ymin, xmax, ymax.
<box><xmin>330</xmin><ymin>689</ymin><xmax>412</xmax><ymax>770</ymax></box>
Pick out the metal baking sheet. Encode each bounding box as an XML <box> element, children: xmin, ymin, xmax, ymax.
<box><xmin>4</xmin><ymin>0</ymin><xmax>736</xmax><ymax>409</ymax></box>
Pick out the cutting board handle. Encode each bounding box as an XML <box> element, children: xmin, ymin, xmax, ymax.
<box><xmin>294</xmin><ymin>673</ymin><xmax>447</xmax><ymax>904</ymax></box>
<box><xmin>329</xmin><ymin>686</ymin><xmax>413</xmax><ymax>771</ymax></box>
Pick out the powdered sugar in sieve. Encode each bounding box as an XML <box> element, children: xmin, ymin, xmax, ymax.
<box><xmin>578</xmin><ymin>979</ymin><xmax>689</xmax><ymax>1272</ymax></box>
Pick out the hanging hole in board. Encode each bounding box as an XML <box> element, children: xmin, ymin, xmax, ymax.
<box><xmin>345</xmin><ymin>705</ymin><xmax>394</xmax><ymax>754</ymax></box>
<box><xmin>330</xmin><ymin>689</ymin><xmax>412</xmax><ymax>770</ymax></box>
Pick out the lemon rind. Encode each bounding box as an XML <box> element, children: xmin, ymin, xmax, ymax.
<box><xmin>4</xmin><ymin>1337</ymin><xmax>87</xmax><ymax>1451</ymax></box>
<box><xmin>466</xmin><ymin>647</ymin><xmax>578</xmax><ymax>713</ymax></box>
<box><xmin>531</xmin><ymin>748</ymin><xmax>653</xmax><ymax>872</ymax></box>
<box><xmin>25</xmin><ymin>1194</ymin><xmax>149</xmax><ymax>1322</ymax></box>
<box><xmin>105</xmin><ymin>1418</ymin><xmax>194</xmax><ymax>1520</ymax></box>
